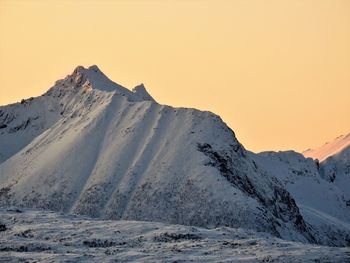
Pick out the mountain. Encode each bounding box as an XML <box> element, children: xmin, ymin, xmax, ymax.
<box><xmin>318</xmin><ymin>137</ymin><xmax>350</xmax><ymax>201</ymax></box>
<box><xmin>0</xmin><ymin>66</ymin><xmax>155</xmax><ymax>164</ymax></box>
<box><xmin>303</xmin><ymin>133</ymin><xmax>350</xmax><ymax>162</ymax></box>
<box><xmin>252</xmin><ymin>150</ymin><xmax>350</xmax><ymax>247</ymax></box>
<box><xmin>303</xmin><ymin>133</ymin><xmax>350</xmax><ymax>198</ymax></box>
<box><xmin>0</xmin><ymin>65</ymin><xmax>349</xmax><ymax>247</ymax></box>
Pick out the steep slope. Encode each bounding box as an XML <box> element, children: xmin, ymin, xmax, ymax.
<box><xmin>303</xmin><ymin>133</ymin><xmax>350</xmax><ymax>162</ymax></box>
<box><xmin>303</xmin><ymin>133</ymin><xmax>350</xmax><ymax>198</ymax></box>
<box><xmin>252</xmin><ymin>150</ymin><xmax>350</xmax><ymax>246</ymax></box>
<box><xmin>320</xmin><ymin>144</ymin><xmax>350</xmax><ymax>197</ymax></box>
<box><xmin>0</xmin><ymin>66</ymin><xmax>316</xmax><ymax>244</ymax></box>
<box><xmin>0</xmin><ymin>95</ymin><xmax>61</xmax><ymax>163</ymax></box>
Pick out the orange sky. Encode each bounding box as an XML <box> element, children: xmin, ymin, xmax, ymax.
<box><xmin>0</xmin><ymin>0</ymin><xmax>349</xmax><ymax>153</ymax></box>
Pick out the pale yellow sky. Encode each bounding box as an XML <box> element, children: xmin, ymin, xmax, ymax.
<box><xmin>0</xmin><ymin>0</ymin><xmax>349</xmax><ymax>153</ymax></box>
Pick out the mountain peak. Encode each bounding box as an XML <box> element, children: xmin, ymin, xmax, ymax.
<box><xmin>88</xmin><ymin>64</ymin><xmax>101</xmax><ymax>72</ymax></box>
<box><xmin>72</xmin><ymin>64</ymin><xmax>101</xmax><ymax>73</ymax></box>
<box><xmin>70</xmin><ymin>65</ymin><xmax>111</xmax><ymax>87</ymax></box>
<box><xmin>49</xmin><ymin>65</ymin><xmax>157</xmax><ymax>103</ymax></box>
<box><xmin>71</xmin><ymin>65</ymin><xmax>104</xmax><ymax>77</ymax></box>
<box><xmin>132</xmin><ymin>84</ymin><xmax>155</xmax><ymax>102</ymax></box>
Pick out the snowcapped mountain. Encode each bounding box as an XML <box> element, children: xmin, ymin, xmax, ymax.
<box><xmin>0</xmin><ymin>65</ymin><xmax>349</xmax><ymax>248</ymax></box>
<box><xmin>318</xmin><ymin>136</ymin><xmax>350</xmax><ymax>205</ymax></box>
<box><xmin>303</xmin><ymin>133</ymin><xmax>350</xmax><ymax>162</ymax></box>
<box><xmin>0</xmin><ymin>66</ymin><xmax>154</xmax><ymax>164</ymax></box>
<box><xmin>302</xmin><ymin>133</ymin><xmax>350</xmax><ymax>200</ymax></box>
<box><xmin>251</xmin><ymin>150</ymin><xmax>350</xmax><ymax>246</ymax></box>
<box><xmin>248</xmin><ymin>128</ymin><xmax>350</xmax><ymax>247</ymax></box>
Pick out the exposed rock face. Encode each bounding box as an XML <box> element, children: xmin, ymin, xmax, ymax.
<box><xmin>0</xmin><ymin>65</ymin><xmax>347</xmax><ymax>247</ymax></box>
<box><xmin>197</xmin><ymin>143</ymin><xmax>315</xmax><ymax>242</ymax></box>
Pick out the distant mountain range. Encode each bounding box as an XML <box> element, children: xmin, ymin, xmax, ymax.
<box><xmin>303</xmin><ymin>133</ymin><xmax>350</xmax><ymax>162</ymax></box>
<box><xmin>0</xmin><ymin>66</ymin><xmax>349</xmax><ymax>247</ymax></box>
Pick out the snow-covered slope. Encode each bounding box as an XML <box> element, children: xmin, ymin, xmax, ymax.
<box><xmin>303</xmin><ymin>133</ymin><xmax>350</xmax><ymax>162</ymax></box>
<box><xmin>303</xmin><ymin>132</ymin><xmax>350</xmax><ymax>199</ymax></box>
<box><xmin>0</xmin><ymin>66</ymin><xmax>154</xmax><ymax>164</ymax></box>
<box><xmin>0</xmin><ymin>65</ymin><xmax>317</xmax><ymax>244</ymax></box>
<box><xmin>251</xmin><ymin>150</ymin><xmax>350</xmax><ymax>246</ymax></box>
<box><xmin>320</xmin><ymin>144</ymin><xmax>350</xmax><ymax>197</ymax></box>
<box><xmin>1</xmin><ymin>209</ymin><xmax>349</xmax><ymax>263</ymax></box>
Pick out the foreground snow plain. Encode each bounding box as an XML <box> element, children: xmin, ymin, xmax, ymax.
<box><xmin>0</xmin><ymin>209</ymin><xmax>349</xmax><ymax>263</ymax></box>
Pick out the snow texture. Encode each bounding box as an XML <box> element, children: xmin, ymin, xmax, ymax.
<box><xmin>0</xmin><ymin>209</ymin><xmax>349</xmax><ymax>263</ymax></box>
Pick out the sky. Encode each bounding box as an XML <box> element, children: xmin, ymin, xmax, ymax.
<box><xmin>0</xmin><ymin>0</ymin><xmax>349</xmax><ymax>153</ymax></box>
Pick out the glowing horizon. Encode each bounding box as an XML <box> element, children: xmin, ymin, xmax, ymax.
<box><xmin>1</xmin><ymin>0</ymin><xmax>349</xmax><ymax>153</ymax></box>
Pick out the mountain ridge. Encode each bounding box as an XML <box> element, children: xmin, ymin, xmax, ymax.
<box><xmin>0</xmin><ymin>65</ymin><xmax>349</xmax><ymax>247</ymax></box>
<box><xmin>303</xmin><ymin>133</ymin><xmax>350</xmax><ymax>162</ymax></box>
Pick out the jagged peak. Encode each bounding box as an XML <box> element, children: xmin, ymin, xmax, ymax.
<box><xmin>70</xmin><ymin>65</ymin><xmax>109</xmax><ymax>85</ymax></box>
<box><xmin>88</xmin><ymin>64</ymin><xmax>101</xmax><ymax>72</ymax></box>
<box><xmin>49</xmin><ymin>65</ymin><xmax>157</xmax><ymax>103</ymax></box>
<box><xmin>132</xmin><ymin>84</ymin><xmax>155</xmax><ymax>102</ymax></box>
<box><xmin>72</xmin><ymin>65</ymin><xmax>85</xmax><ymax>74</ymax></box>
<box><xmin>71</xmin><ymin>65</ymin><xmax>103</xmax><ymax>76</ymax></box>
